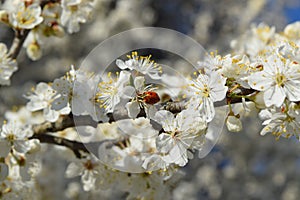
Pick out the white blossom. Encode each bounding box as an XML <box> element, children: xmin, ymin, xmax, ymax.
<box><xmin>116</xmin><ymin>117</ymin><xmax>158</xmax><ymax>139</ymax></box>
<box><xmin>116</xmin><ymin>52</ymin><xmax>162</xmax><ymax>80</ymax></box>
<box><xmin>52</xmin><ymin>76</ymin><xmax>72</xmax><ymax>111</ymax></box>
<box><xmin>230</xmin><ymin>23</ymin><xmax>276</xmax><ymax>58</ymax></box>
<box><xmin>198</xmin><ymin>52</ymin><xmax>224</xmax><ymax>72</ymax></box>
<box><xmin>259</xmin><ymin>103</ymin><xmax>300</xmax><ymax>140</ymax></box>
<box><xmin>66</xmin><ymin>156</ymin><xmax>106</xmax><ymax>191</ymax></box>
<box><xmin>26</xmin><ymin>82</ymin><xmax>70</xmax><ymax>122</ymax></box>
<box><xmin>72</xmin><ymin>71</ymin><xmax>108</xmax><ymax>122</ymax></box>
<box><xmin>0</xmin><ymin>122</ymin><xmax>33</xmax><ymax>155</ymax></box>
<box><xmin>187</xmin><ymin>70</ymin><xmax>228</xmax><ymax>122</ymax></box>
<box><xmin>9</xmin><ymin>147</ymin><xmax>41</xmax><ymax>182</ymax></box>
<box><xmin>8</xmin><ymin>1</ymin><xmax>43</xmax><ymax>29</ymax></box>
<box><xmin>284</xmin><ymin>21</ymin><xmax>300</xmax><ymax>40</ymax></box>
<box><xmin>123</xmin><ymin>76</ymin><xmax>159</xmax><ymax>119</ymax></box>
<box><xmin>0</xmin><ymin>43</ymin><xmax>17</xmax><ymax>85</ymax></box>
<box><xmin>96</xmin><ymin>71</ymin><xmax>131</xmax><ymax>113</ymax></box>
<box><xmin>153</xmin><ymin>110</ymin><xmax>206</xmax><ymax>167</ymax></box>
<box><xmin>248</xmin><ymin>55</ymin><xmax>300</xmax><ymax>107</ymax></box>
<box><xmin>61</xmin><ymin>0</ymin><xmax>94</xmax><ymax>33</ymax></box>
<box><xmin>220</xmin><ymin>54</ymin><xmax>252</xmax><ymax>88</ymax></box>
<box><xmin>5</xmin><ymin>107</ymin><xmax>44</xmax><ymax>126</ymax></box>
<box><xmin>124</xmin><ymin>172</ymin><xmax>171</xmax><ymax>200</ymax></box>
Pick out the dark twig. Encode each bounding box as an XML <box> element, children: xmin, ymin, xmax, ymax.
<box><xmin>30</xmin><ymin>133</ymin><xmax>89</xmax><ymax>157</ymax></box>
<box><xmin>29</xmin><ymin>97</ymin><xmax>250</xmax><ymax>158</ymax></box>
<box><xmin>8</xmin><ymin>29</ymin><xmax>30</xmax><ymax>59</ymax></box>
<box><xmin>30</xmin><ymin>132</ymin><xmax>126</xmax><ymax>158</ymax></box>
<box><xmin>32</xmin><ymin>113</ymin><xmax>114</xmax><ymax>135</ymax></box>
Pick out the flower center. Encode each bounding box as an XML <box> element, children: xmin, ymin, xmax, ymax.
<box><xmin>202</xmin><ymin>86</ymin><xmax>210</xmax><ymax>97</ymax></box>
<box><xmin>70</xmin><ymin>5</ymin><xmax>79</xmax><ymax>13</ymax></box>
<box><xmin>84</xmin><ymin>160</ymin><xmax>94</xmax><ymax>170</ymax></box>
<box><xmin>275</xmin><ymin>73</ymin><xmax>287</xmax><ymax>87</ymax></box>
<box><xmin>6</xmin><ymin>133</ymin><xmax>16</xmax><ymax>142</ymax></box>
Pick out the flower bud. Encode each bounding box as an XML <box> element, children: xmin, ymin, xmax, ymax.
<box><xmin>26</xmin><ymin>42</ymin><xmax>42</xmax><ymax>61</ymax></box>
<box><xmin>0</xmin><ymin>10</ymin><xmax>9</xmax><ymax>24</ymax></box>
<box><xmin>52</xmin><ymin>24</ymin><xmax>65</xmax><ymax>38</ymax></box>
<box><xmin>226</xmin><ymin>115</ymin><xmax>242</xmax><ymax>132</ymax></box>
<box><xmin>284</xmin><ymin>22</ymin><xmax>300</xmax><ymax>39</ymax></box>
<box><xmin>252</xmin><ymin>91</ymin><xmax>266</xmax><ymax>109</ymax></box>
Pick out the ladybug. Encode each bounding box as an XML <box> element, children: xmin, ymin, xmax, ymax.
<box><xmin>142</xmin><ymin>91</ymin><xmax>160</xmax><ymax>105</ymax></box>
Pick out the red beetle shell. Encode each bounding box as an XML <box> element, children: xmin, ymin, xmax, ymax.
<box><xmin>142</xmin><ymin>91</ymin><xmax>160</xmax><ymax>105</ymax></box>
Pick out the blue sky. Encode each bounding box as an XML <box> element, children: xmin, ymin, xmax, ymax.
<box><xmin>285</xmin><ymin>5</ymin><xmax>300</xmax><ymax>23</ymax></box>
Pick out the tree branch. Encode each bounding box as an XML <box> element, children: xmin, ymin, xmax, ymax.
<box><xmin>30</xmin><ymin>92</ymin><xmax>255</xmax><ymax>158</ymax></box>
<box><xmin>8</xmin><ymin>29</ymin><xmax>30</xmax><ymax>59</ymax></box>
<box><xmin>30</xmin><ymin>133</ymin><xmax>89</xmax><ymax>157</ymax></box>
<box><xmin>32</xmin><ymin>94</ymin><xmax>252</xmax><ymax>136</ymax></box>
<box><xmin>30</xmin><ymin>132</ymin><xmax>125</xmax><ymax>158</ymax></box>
<box><xmin>32</xmin><ymin>113</ymin><xmax>117</xmax><ymax>135</ymax></box>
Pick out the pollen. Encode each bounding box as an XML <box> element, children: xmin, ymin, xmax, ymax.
<box><xmin>275</xmin><ymin>73</ymin><xmax>287</xmax><ymax>87</ymax></box>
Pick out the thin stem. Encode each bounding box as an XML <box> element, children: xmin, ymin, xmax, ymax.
<box><xmin>8</xmin><ymin>29</ymin><xmax>30</xmax><ymax>59</ymax></box>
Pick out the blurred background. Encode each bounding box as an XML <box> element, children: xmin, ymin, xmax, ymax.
<box><xmin>1</xmin><ymin>0</ymin><xmax>300</xmax><ymax>199</ymax></box>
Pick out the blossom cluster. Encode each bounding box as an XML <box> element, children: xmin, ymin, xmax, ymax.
<box><xmin>0</xmin><ymin>0</ymin><xmax>94</xmax><ymax>86</ymax></box>
<box><xmin>206</xmin><ymin>22</ymin><xmax>300</xmax><ymax>140</ymax></box>
<box><xmin>0</xmin><ymin>48</ymin><xmax>229</xmax><ymax>197</ymax></box>
<box><xmin>1</xmin><ymin>0</ymin><xmax>300</xmax><ymax>198</ymax></box>
<box><xmin>25</xmin><ymin>51</ymin><xmax>228</xmax><ymax>170</ymax></box>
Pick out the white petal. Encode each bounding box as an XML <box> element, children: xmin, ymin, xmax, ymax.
<box><xmin>65</xmin><ymin>162</ymin><xmax>83</xmax><ymax>178</ymax></box>
<box><xmin>156</xmin><ymin>133</ymin><xmax>173</xmax><ymax>153</ymax></box>
<box><xmin>284</xmin><ymin>82</ymin><xmax>300</xmax><ymax>102</ymax></box>
<box><xmin>121</xmin><ymin>86</ymin><xmax>135</xmax><ymax>99</ymax></box>
<box><xmin>154</xmin><ymin>110</ymin><xmax>174</xmax><ymax>131</ymax></box>
<box><xmin>248</xmin><ymin>72</ymin><xmax>273</xmax><ymax>91</ymax></box>
<box><xmin>117</xmin><ymin>71</ymin><xmax>131</xmax><ymax>87</ymax></box>
<box><xmin>260</xmin><ymin>124</ymin><xmax>275</xmax><ymax>136</ymax></box>
<box><xmin>82</xmin><ymin>171</ymin><xmax>96</xmax><ymax>191</ymax></box>
<box><xmin>210</xmin><ymin>85</ymin><xmax>228</xmax><ymax>102</ymax></box>
<box><xmin>201</xmin><ymin>97</ymin><xmax>215</xmax><ymax>122</ymax></box>
<box><xmin>43</xmin><ymin>107</ymin><xmax>59</xmax><ymax>122</ymax></box>
<box><xmin>133</xmin><ymin>76</ymin><xmax>145</xmax><ymax>91</ymax></box>
<box><xmin>51</xmin><ymin>97</ymin><xmax>68</xmax><ymax>111</ymax></box>
<box><xmin>142</xmin><ymin>154</ymin><xmax>167</xmax><ymax>171</ymax></box>
<box><xmin>126</xmin><ymin>101</ymin><xmax>140</xmax><ymax>118</ymax></box>
<box><xmin>258</xmin><ymin>109</ymin><xmax>272</xmax><ymax>121</ymax></box>
<box><xmin>264</xmin><ymin>85</ymin><xmax>286</xmax><ymax>107</ymax></box>
<box><xmin>145</xmin><ymin>105</ymin><xmax>157</xmax><ymax>119</ymax></box>
<box><xmin>26</xmin><ymin>99</ymin><xmax>47</xmax><ymax>111</ymax></box>
<box><xmin>60</xmin><ymin>106</ymin><xmax>71</xmax><ymax>115</ymax></box>
<box><xmin>14</xmin><ymin>141</ymin><xmax>31</xmax><ymax>153</ymax></box>
<box><xmin>165</xmin><ymin>143</ymin><xmax>188</xmax><ymax>167</ymax></box>
<box><xmin>116</xmin><ymin>59</ymin><xmax>128</xmax><ymax>70</ymax></box>
<box><xmin>36</xmin><ymin>82</ymin><xmax>52</xmax><ymax>94</ymax></box>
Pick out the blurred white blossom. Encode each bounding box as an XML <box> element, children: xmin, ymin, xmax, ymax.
<box><xmin>0</xmin><ymin>43</ymin><xmax>17</xmax><ymax>85</ymax></box>
<box><xmin>8</xmin><ymin>1</ymin><xmax>43</xmax><ymax>29</ymax></box>
<box><xmin>61</xmin><ymin>0</ymin><xmax>94</xmax><ymax>33</ymax></box>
